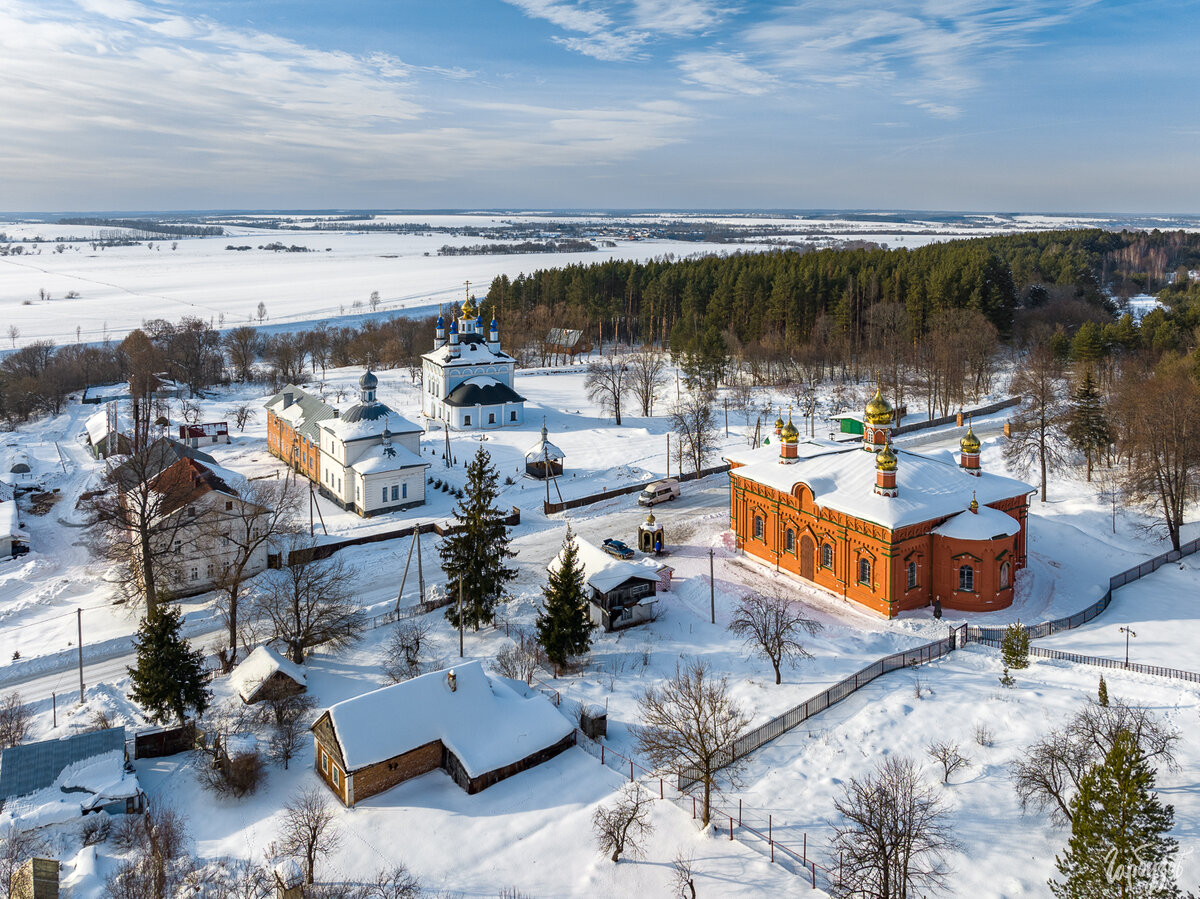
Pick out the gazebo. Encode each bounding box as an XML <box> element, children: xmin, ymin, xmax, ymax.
<box><xmin>525</xmin><ymin>422</ymin><xmax>565</xmax><ymax>479</ymax></box>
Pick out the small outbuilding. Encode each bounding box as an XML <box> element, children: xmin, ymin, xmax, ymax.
<box><xmin>0</xmin><ymin>727</ymin><xmax>144</xmax><ymax>831</ymax></box>
<box><xmin>229</xmin><ymin>645</ymin><xmax>307</xmax><ymax>704</ymax></box>
<box><xmin>85</xmin><ymin>402</ymin><xmax>132</xmax><ymax>459</ymax></box>
<box><xmin>0</xmin><ymin>499</ymin><xmax>24</xmax><ymax>560</ymax></box>
<box><xmin>524</xmin><ymin>422</ymin><xmax>565</xmax><ymax>479</ymax></box>
<box><xmin>310</xmin><ymin>660</ymin><xmax>574</xmax><ymax>806</ymax></box>
<box><xmin>552</xmin><ymin>538</ymin><xmax>660</xmax><ymax>632</ymax></box>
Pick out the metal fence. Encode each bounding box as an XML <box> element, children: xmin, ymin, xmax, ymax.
<box><xmin>972</xmin><ymin>639</ymin><xmax>1200</xmax><ymax>684</ymax></box>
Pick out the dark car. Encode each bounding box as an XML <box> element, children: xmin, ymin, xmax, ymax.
<box><xmin>602</xmin><ymin>538</ymin><xmax>634</xmax><ymax>559</ymax></box>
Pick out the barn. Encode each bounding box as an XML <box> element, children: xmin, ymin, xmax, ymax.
<box><xmin>229</xmin><ymin>645</ymin><xmax>307</xmax><ymax>704</ymax></box>
<box><xmin>310</xmin><ymin>661</ymin><xmax>574</xmax><ymax>806</ymax></box>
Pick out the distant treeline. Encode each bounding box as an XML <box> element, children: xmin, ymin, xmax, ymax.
<box><xmin>483</xmin><ymin>229</ymin><xmax>1200</xmax><ymax>352</ymax></box>
<box><xmin>57</xmin><ymin>218</ymin><xmax>224</xmax><ymax>237</ymax></box>
<box><xmin>439</xmin><ymin>240</ymin><xmax>597</xmax><ymax>256</ymax></box>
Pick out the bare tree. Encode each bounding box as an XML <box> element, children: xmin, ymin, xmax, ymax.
<box><xmin>1004</xmin><ymin>345</ymin><xmax>1069</xmax><ymax>502</ymax></box>
<box><xmin>592</xmin><ymin>784</ymin><xmax>654</xmax><ymax>863</ymax></box>
<box><xmin>1113</xmin><ymin>355</ymin><xmax>1200</xmax><ymax>550</ymax></box>
<box><xmin>256</xmin><ymin>302</ymin><xmax>267</xmax><ymax>323</ymax></box>
<box><xmin>627</xmin><ymin>349</ymin><xmax>668</xmax><ymax>417</ymax></box>
<box><xmin>382</xmin><ymin>620</ymin><xmax>434</xmax><ymax>683</ymax></box>
<box><xmin>669</xmin><ymin>392</ymin><xmax>720</xmax><ymax>476</ymax></box>
<box><xmin>369</xmin><ymin>290</ymin><xmax>381</xmax><ymax>312</ymax></box>
<box><xmin>1011</xmin><ymin>697</ymin><xmax>1179</xmax><ymax>826</ymax></box>
<box><xmin>82</xmin><ymin>443</ymin><xmax>208</xmax><ymax>618</ymax></box>
<box><xmin>729</xmin><ymin>591</ymin><xmax>822</xmax><ymax>685</ymax></box>
<box><xmin>274</xmin><ymin>788</ymin><xmax>341</xmax><ymax>885</ymax></box>
<box><xmin>926</xmin><ymin>740</ymin><xmax>970</xmax><ymax>784</ymax></box>
<box><xmin>492</xmin><ymin>628</ymin><xmax>545</xmax><ymax>685</ymax></box>
<box><xmin>635</xmin><ymin>661</ymin><xmax>751</xmax><ymax>825</ymax></box>
<box><xmin>0</xmin><ymin>826</ymin><xmax>49</xmax><ymax>894</ymax></box>
<box><xmin>226</xmin><ymin>402</ymin><xmax>257</xmax><ymax>432</ymax></box>
<box><xmin>670</xmin><ymin>849</ymin><xmax>697</xmax><ymax>899</ymax></box>
<box><xmin>6</xmin><ymin>326</ymin><xmax>17</xmax><ymax>349</ymax></box>
<box><xmin>0</xmin><ymin>693</ymin><xmax>31</xmax><ymax>748</ymax></box>
<box><xmin>222</xmin><ymin>326</ymin><xmax>260</xmax><ymax>383</ymax></box>
<box><xmin>585</xmin><ymin>351</ymin><xmax>630</xmax><ymax>425</ymax></box>
<box><xmin>179</xmin><ymin>399</ymin><xmax>203</xmax><ymax>426</ymax></box>
<box><xmin>208</xmin><ymin>477</ymin><xmax>301</xmax><ymax>670</ymax></box>
<box><xmin>261</xmin><ymin>691</ymin><xmax>318</xmax><ymax>771</ymax></box>
<box><xmin>831</xmin><ymin>756</ymin><xmax>961</xmax><ymax>899</ymax></box>
<box><xmin>254</xmin><ymin>544</ymin><xmax>364</xmax><ymax>664</ymax></box>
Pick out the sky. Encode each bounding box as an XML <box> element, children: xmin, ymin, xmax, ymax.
<box><xmin>0</xmin><ymin>0</ymin><xmax>1197</xmax><ymax>213</ymax></box>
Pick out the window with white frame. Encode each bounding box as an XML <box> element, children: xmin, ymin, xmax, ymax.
<box><xmin>858</xmin><ymin>558</ymin><xmax>871</xmax><ymax>585</ymax></box>
<box><xmin>753</xmin><ymin>515</ymin><xmax>764</xmax><ymax>540</ymax></box>
<box><xmin>822</xmin><ymin>543</ymin><xmax>833</xmax><ymax>568</ymax></box>
<box><xmin>907</xmin><ymin>561</ymin><xmax>918</xmax><ymax>590</ymax></box>
<box><xmin>391</xmin><ymin>485</ymin><xmax>399</xmax><ymax>501</ymax></box>
<box><xmin>959</xmin><ymin>564</ymin><xmax>975</xmax><ymax>592</ymax></box>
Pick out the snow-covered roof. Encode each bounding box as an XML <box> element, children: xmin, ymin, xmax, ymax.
<box><xmin>525</xmin><ymin>426</ymin><xmax>564</xmax><ymax>462</ymax></box>
<box><xmin>932</xmin><ymin>505</ymin><xmax>1021</xmax><ymax>540</ymax></box>
<box><xmin>322</xmin><ymin>405</ymin><xmax>422</xmax><ymax>442</ymax></box>
<box><xmin>551</xmin><ymin>538</ymin><xmax>660</xmax><ymax>595</ymax></box>
<box><xmin>264</xmin><ymin>384</ymin><xmax>338</xmax><ymax>443</ymax></box>
<box><xmin>445</xmin><ymin>376</ymin><xmax>525</xmax><ymax>408</ymax></box>
<box><xmin>349</xmin><ymin>441</ymin><xmax>429</xmax><ymax>475</ymax></box>
<box><xmin>422</xmin><ymin>333</ymin><xmax>514</xmax><ymax>366</ymax></box>
<box><xmin>320</xmin><ymin>660</ymin><xmax>572</xmax><ymax>777</ymax></box>
<box><xmin>731</xmin><ymin>443</ymin><xmax>1033</xmax><ymax>530</ymax></box>
<box><xmin>0</xmin><ymin>500</ymin><xmax>18</xmax><ymax>539</ymax></box>
<box><xmin>229</xmin><ymin>645</ymin><xmax>307</xmax><ymax>703</ymax></box>
<box><xmin>0</xmin><ymin>747</ymin><xmax>141</xmax><ymax>831</ymax></box>
<box><xmin>223</xmin><ymin>733</ymin><xmax>259</xmax><ymax>758</ymax></box>
<box><xmin>84</xmin><ymin>402</ymin><xmax>130</xmax><ymax>445</ymax></box>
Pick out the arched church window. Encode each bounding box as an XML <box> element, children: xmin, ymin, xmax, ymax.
<box><xmin>907</xmin><ymin>561</ymin><xmax>918</xmax><ymax>590</ymax></box>
<box><xmin>785</xmin><ymin>529</ymin><xmax>795</xmax><ymax>553</ymax></box>
<box><xmin>1000</xmin><ymin>561</ymin><xmax>1011</xmax><ymax>589</ymax></box>
<box><xmin>959</xmin><ymin>564</ymin><xmax>974</xmax><ymax>592</ymax></box>
<box><xmin>822</xmin><ymin>543</ymin><xmax>833</xmax><ymax>568</ymax></box>
<box><xmin>858</xmin><ymin>558</ymin><xmax>871</xmax><ymax>585</ymax></box>
<box><xmin>753</xmin><ymin>515</ymin><xmax>764</xmax><ymax>540</ymax></box>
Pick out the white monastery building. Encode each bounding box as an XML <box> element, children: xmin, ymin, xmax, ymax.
<box><xmin>317</xmin><ymin>372</ymin><xmax>429</xmax><ymax>516</ymax></box>
<box><xmin>421</xmin><ymin>295</ymin><xmax>526</xmax><ymax>431</ymax></box>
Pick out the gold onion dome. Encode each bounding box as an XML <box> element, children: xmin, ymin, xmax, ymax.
<box><xmin>781</xmin><ymin>415</ymin><xmax>799</xmax><ymax>444</ymax></box>
<box><xmin>462</xmin><ymin>294</ymin><xmax>478</xmax><ymax>318</ymax></box>
<box><xmin>960</xmin><ymin>424</ymin><xmax>981</xmax><ymax>454</ymax></box>
<box><xmin>775</xmin><ymin>415</ymin><xmax>785</xmax><ymax>429</ymax></box>
<box><xmin>876</xmin><ymin>442</ymin><xmax>898</xmax><ymax>472</ymax></box>
<box><xmin>864</xmin><ymin>387</ymin><xmax>894</xmax><ymax>426</ymax></box>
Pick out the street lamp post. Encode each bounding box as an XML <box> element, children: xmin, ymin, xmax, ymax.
<box><xmin>1119</xmin><ymin>626</ymin><xmax>1136</xmax><ymax>668</ymax></box>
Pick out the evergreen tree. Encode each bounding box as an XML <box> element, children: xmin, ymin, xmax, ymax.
<box><xmin>1001</xmin><ymin>621</ymin><xmax>1030</xmax><ymax>671</ymax></box>
<box><xmin>126</xmin><ymin>606</ymin><xmax>211</xmax><ymax>725</ymax></box>
<box><xmin>1099</xmin><ymin>676</ymin><xmax>1110</xmax><ymax>707</ymax></box>
<box><xmin>1050</xmin><ymin>729</ymin><xmax>1178</xmax><ymax>899</ymax></box>
<box><xmin>536</xmin><ymin>525</ymin><xmax>595</xmax><ymax>675</ymax></box>
<box><xmin>1067</xmin><ymin>369</ymin><xmax>1113</xmax><ymax>482</ymax></box>
<box><xmin>440</xmin><ymin>446</ymin><xmax>517</xmax><ymax>631</ymax></box>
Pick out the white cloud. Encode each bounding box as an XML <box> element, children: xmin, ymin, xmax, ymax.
<box><xmin>675</xmin><ymin>50</ymin><xmax>776</xmax><ymax>95</ymax></box>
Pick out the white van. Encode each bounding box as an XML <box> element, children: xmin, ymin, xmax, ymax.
<box><xmin>638</xmin><ymin>478</ymin><xmax>680</xmax><ymax>507</ymax></box>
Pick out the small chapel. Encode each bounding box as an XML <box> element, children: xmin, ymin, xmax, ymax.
<box><xmin>725</xmin><ymin>389</ymin><xmax>1034</xmax><ymax>617</ymax></box>
<box><xmin>421</xmin><ymin>294</ymin><xmax>526</xmax><ymax>430</ymax></box>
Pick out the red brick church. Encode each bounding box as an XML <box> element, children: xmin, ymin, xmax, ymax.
<box><xmin>726</xmin><ymin>389</ymin><xmax>1034</xmax><ymax>617</ymax></box>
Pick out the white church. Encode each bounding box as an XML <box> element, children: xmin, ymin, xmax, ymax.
<box><xmin>318</xmin><ymin>371</ymin><xmax>429</xmax><ymax>516</ymax></box>
<box><xmin>421</xmin><ymin>295</ymin><xmax>526</xmax><ymax>430</ymax></box>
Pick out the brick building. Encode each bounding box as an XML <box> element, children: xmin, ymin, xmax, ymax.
<box><xmin>726</xmin><ymin>389</ymin><xmax>1033</xmax><ymax>617</ymax></box>
<box><xmin>310</xmin><ymin>661</ymin><xmax>573</xmax><ymax>806</ymax></box>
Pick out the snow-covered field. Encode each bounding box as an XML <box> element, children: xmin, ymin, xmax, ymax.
<box><xmin>2</xmin><ymin>249</ymin><xmax>1199</xmax><ymax>892</ymax></box>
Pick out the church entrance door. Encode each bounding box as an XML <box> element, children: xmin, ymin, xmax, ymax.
<box><xmin>800</xmin><ymin>535</ymin><xmax>815</xmax><ymax>581</ymax></box>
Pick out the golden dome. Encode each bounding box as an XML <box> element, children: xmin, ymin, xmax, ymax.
<box><xmin>960</xmin><ymin>423</ymin><xmax>981</xmax><ymax>455</ymax></box>
<box><xmin>876</xmin><ymin>442</ymin><xmax>898</xmax><ymax>472</ymax></box>
<box><xmin>864</xmin><ymin>387</ymin><xmax>894</xmax><ymax>426</ymax></box>
<box><xmin>781</xmin><ymin>415</ymin><xmax>799</xmax><ymax>444</ymax></box>
<box><xmin>462</xmin><ymin>294</ymin><xmax>478</xmax><ymax>318</ymax></box>
<box><xmin>774</xmin><ymin>415</ymin><xmax>784</xmax><ymax>430</ymax></box>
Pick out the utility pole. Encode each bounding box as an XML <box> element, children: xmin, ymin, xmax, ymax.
<box><xmin>724</xmin><ymin>398</ymin><xmax>728</xmax><ymax>437</ymax></box>
<box><xmin>458</xmin><ymin>575</ymin><xmax>464</xmax><ymax>658</ymax></box>
<box><xmin>666</xmin><ymin>433</ymin><xmax>670</xmax><ymax>479</ymax></box>
<box><xmin>76</xmin><ymin>609</ymin><xmax>85</xmax><ymax>700</ymax></box>
<box><xmin>709</xmin><ymin>548</ymin><xmax>715</xmax><ymax>625</ymax></box>
<box><xmin>1120</xmin><ymin>626</ymin><xmax>1136</xmax><ymax>668</ymax></box>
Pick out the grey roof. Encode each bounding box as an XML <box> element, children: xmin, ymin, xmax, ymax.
<box><xmin>341</xmin><ymin>401</ymin><xmax>390</xmax><ymax>423</ymax></box>
<box><xmin>546</xmin><ymin>328</ymin><xmax>584</xmax><ymax>348</ymax></box>
<box><xmin>359</xmin><ymin>370</ymin><xmax>378</xmax><ymax>390</ymax></box>
<box><xmin>264</xmin><ymin>384</ymin><xmax>337</xmax><ymax>444</ymax></box>
<box><xmin>445</xmin><ymin>380</ymin><xmax>526</xmax><ymax>408</ymax></box>
<box><xmin>0</xmin><ymin>726</ymin><xmax>126</xmax><ymax>802</ymax></box>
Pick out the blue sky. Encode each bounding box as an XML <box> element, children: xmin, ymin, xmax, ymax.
<box><xmin>0</xmin><ymin>0</ymin><xmax>1196</xmax><ymax>212</ymax></box>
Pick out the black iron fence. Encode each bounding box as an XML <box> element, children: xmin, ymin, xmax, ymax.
<box><xmin>971</xmin><ymin>639</ymin><xmax>1200</xmax><ymax>683</ymax></box>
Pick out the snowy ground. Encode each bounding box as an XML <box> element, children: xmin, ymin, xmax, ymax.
<box><xmin>3</xmin><ymin>347</ymin><xmax>1200</xmax><ymax>894</ymax></box>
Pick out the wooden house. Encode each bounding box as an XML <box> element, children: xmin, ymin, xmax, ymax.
<box><xmin>229</xmin><ymin>645</ymin><xmax>307</xmax><ymax>704</ymax></box>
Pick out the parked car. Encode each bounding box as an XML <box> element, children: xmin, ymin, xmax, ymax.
<box><xmin>602</xmin><ymin>538</ymin><xmax>634</xmax><ymax>559</ymax></box>
<box><xmin>638</xmin><ymin>478</ymin><xmax>680</xmax><ymax>507</ymax></box>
